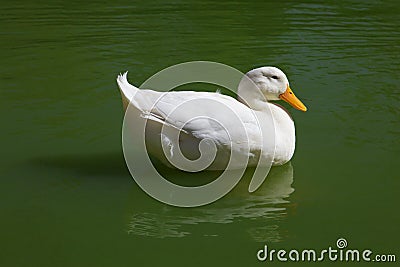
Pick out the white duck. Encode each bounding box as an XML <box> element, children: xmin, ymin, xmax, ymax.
<box><xmin>117</xmin><ymin>66</ymin><xmax>307</xmax><ymax>171</ymax></box>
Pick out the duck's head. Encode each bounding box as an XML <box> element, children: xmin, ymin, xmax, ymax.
<box><xmin>238</xmin><ymin>66</ymin><xmax>307</xmax><ymax>112</ymax></box>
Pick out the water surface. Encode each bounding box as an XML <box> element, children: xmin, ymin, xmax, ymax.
<box><xmin>1</xmin><ymin>0</ymin><xmax>399</xmax><ymax>266</ymax></box>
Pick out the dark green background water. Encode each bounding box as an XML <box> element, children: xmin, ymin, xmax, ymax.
<box><xmin>1</xmin><ymin>1</ymin><xmax>399</xmax><ymax>266</ymax></box>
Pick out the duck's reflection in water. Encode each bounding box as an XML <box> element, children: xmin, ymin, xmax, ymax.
<box><xmin>127</xmin><ymin>163</ymin><xmax>295</xmax><ymax>241</ymax></box>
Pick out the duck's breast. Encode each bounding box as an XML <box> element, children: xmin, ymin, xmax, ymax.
<box><xmin>269</xmin><ymin>104</ymin><xmax>296</xmax><ymax>165</ymax></box>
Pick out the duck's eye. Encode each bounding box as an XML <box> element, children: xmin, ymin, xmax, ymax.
<box><xmin>271</xmin><ymin>75</ymin><xmax>279</xmax><ymax>80</ymax></box>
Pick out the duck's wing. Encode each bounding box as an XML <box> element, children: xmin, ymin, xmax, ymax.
<box><xmin>145</xmin><ymin>91</ymin><xmax>263</xmax><ymax>147</ymax></box>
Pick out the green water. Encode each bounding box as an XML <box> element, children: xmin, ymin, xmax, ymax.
<box><xmin>1</xmin><ymin>0</ymin><xmax>399</xmax><ymax>266</ymax></box>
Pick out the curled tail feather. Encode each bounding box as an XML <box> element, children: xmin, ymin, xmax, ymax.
<box><xmin>116</xmin><ymin>71</ymin><xmax>141</xmax><ymax>111</ymax></box>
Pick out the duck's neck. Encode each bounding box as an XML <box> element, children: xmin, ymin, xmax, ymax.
<box><xmin>269</xmin><ymin>102</ymin><xmax>293</xmax><ymax>121</ymax></box>
<box><xmin>237</xmin><ymin>77</ymin><xmax>272</xmax><ymax>111</ymax></box>
<box><xmin>237</xmin><ymin>94</ymin><xmax>275</xmax><ymax>111</ymax></box>
<box><xmin>238</xmin><ymin>94</ymin><xmax>294</xmax><ymax>123</ymax></box>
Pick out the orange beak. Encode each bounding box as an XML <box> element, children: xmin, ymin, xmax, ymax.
<box><xmin>279</xmin><ymin>85</ymin><xmax>307</xmax><ymax>112</ymax></box>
